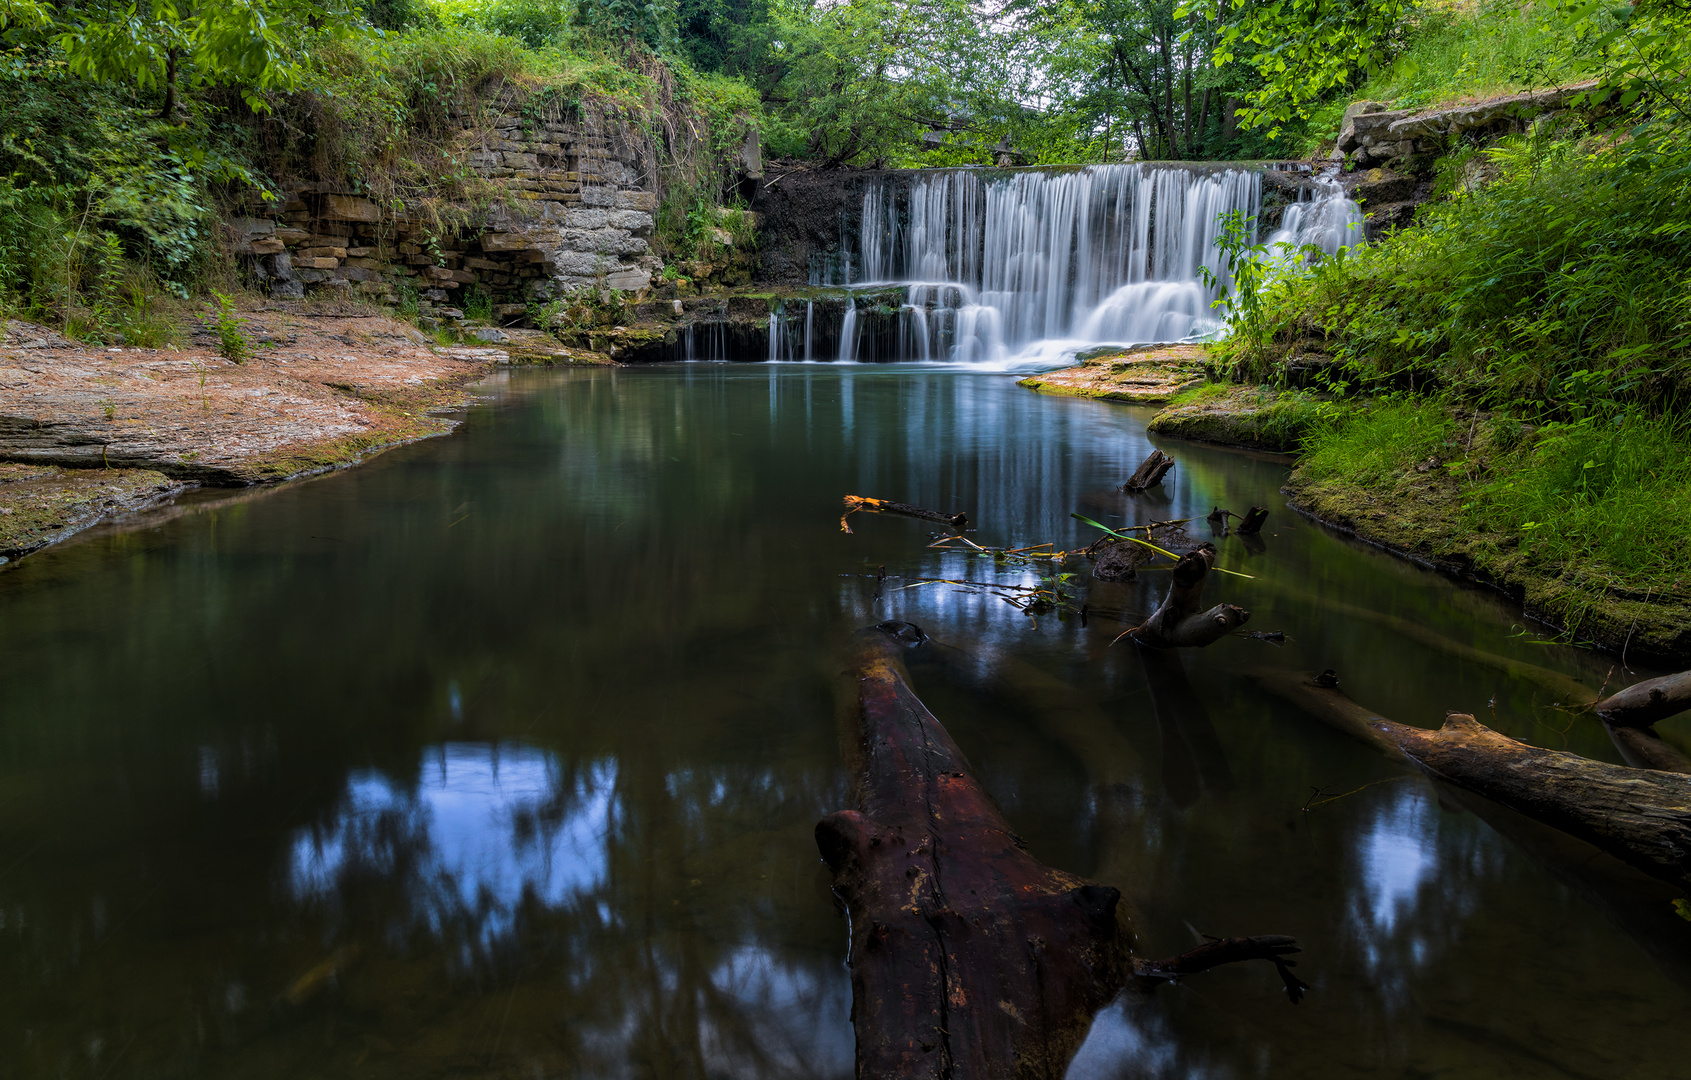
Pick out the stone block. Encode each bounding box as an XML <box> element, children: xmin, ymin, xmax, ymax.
<box><xmin>615</xmin><ymin>190</ymin><xmax>659</xmax><ymax>211</ymax></box>
<box><xmin>422</xmin><ymin>288</ymin><xmax>448</xmax><ymax>301</ymax></box>
<box><xmin>581</xmin><ymin>185</ymin><xmax>617</xmax><ymax>208</ymax></box>
<box><xmin>481</xmin><ymin>231</ymin><xmax>537</xmax><ymax>252</ymax></box>
<box><xmin>408</xmin><ymin>254</ymin><xmax>437</xmax><ymax>266</ymax></box>
<box><xmin>323</xmin><ymin>194</ymin><xmax>382</xmax><ymax>222</ymax></box>
<box><xmin>247</xmin><ymin>238</ymin><xmax>286</xmax><ymax>255</ymax></box>
<box><xmin>562</xmin><ymin>208</ymin><xmax>609</xmax><ymax>230</ymax></box>
<box><xmin>501</xmin><ymin>152</ymin><xmax>540</xmax><ymax>169</ymax></box>
<box><xmin>276</xmin><ymin>227</ymin><xmax>311</xmax><ymax>244</ymax></box>
<box><xmin>399</xmin><ymin>242</ymin><xmax>422</xmax><ymax>255</ymax></box>
<box><xmin>230</xmin><ymin>217</ymin><xmax>276</xmax><ymax>236</ymax></box>
<box><xmin>295</xmin><ymin>257</ymin><xmax>340</xmax><ymax>270</ymax></box>
<box><xmin>337</xmin><ymin>266</ymin><xmax>381</xmax><ymax>283</ymax></box>
<box><xmin>605</xmin><ymin>269</ymin><xmax>650</xmax><ymax>291</ymax></box>
<box><xmin>295</xmin><ymin>269</ymin><xmax>330</xmax><ymax>283</ymax></box>
<box><xmin>607</xmin><ymin>210</ymin><xmax>654</xmax><ymax>233</ymax></box>
<box><xmin>464</xmin><ymin>257</ymin><xmax>505</xmax><ymax>271</ymax></box>
<box><xmin>346</xmin><ymin>246</ymin><xmax>376</xmax><ymax>257</ymax></box>
<box><xmin>298</xmin><ymin>246</ymin><xmax>347</xmax><ymax>260</ymax></box>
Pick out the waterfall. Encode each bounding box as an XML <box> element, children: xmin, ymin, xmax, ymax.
<box><xmin>815</xmin><ymin>163</ymin><xmax>1362</xmax><ymax>367</ymax></box>
<box><xmin>838</xmin><ymin>305</ymin><xmax>858</xmax><ymax>363</ymax></box>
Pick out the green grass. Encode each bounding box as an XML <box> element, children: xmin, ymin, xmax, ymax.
<box><xmin>1300</xmin><ymin>399</ymin><xmax>1691</xmax><ymax>596</ymax></box>
<box><xmin>1301</xmin><ymin>0</ymin><xmax>1592</xmax><ymax>152</ymax></box>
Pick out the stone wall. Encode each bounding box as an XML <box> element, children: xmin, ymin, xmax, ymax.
<box><xmin>230</xmin><ymin>104</ymin><xmax>661</xmax><ymax>324</ymax></box>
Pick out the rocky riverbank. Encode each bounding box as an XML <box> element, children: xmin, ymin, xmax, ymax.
<box><xmin>0</xmin><ymin>307</ymin><xmax>602</xmax><ymax>561</ymax></box>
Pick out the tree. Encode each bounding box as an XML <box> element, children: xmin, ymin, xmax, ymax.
<box><xmin>3</xmin><ymin>0</ymin><xmax>362</xmax><ymax>120</ymax></box>
<box><xmin>1181</xmin><ymin>0</ymin><xmax>1408</xmax><ymax>137</ymax></box>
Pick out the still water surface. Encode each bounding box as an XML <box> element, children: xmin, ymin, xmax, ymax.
<box><xmin>2</xmin><ymin>366</ymin><xmax>1688</xmax><ymax>1078</ymax></box>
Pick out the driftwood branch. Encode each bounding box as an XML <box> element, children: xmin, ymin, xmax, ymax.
<box><xmin>1596</xmin><ymin>670</ymin><xmax>1691</xmax><ymax>728</ymax></box>
<box><xmin>1134</xmin><ymin>935</ymin><xmax>1308</xmax><ymax>1003</ymax></box>
<box><xmin>1236</xmin><ymin>506</ymin><xmax>1269</xmax><ymax>534</ymax></box>
<box><xmin>1128</xmin><ymin>544</ymin><xmax>1249</xmax><ymax>648</ymax></box>
<box><xmin>1122</xmin><ymin>449</ymin><xmax>1174</xmax><ymax>492</ymax></box>
<box><xmin>840</xmin><ymin>496</ymin><xmax>968</xmax><ymax>533</ymax></box>
<box><xmin>1256</xmin><ymin>670</ymin><xmax>1691</xmax><ymax>891</ymax></box>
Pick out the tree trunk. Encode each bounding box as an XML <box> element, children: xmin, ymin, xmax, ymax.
<box><xmin>1196</xmin><ymin>87</ymin><xmax>1213</xmax><ymax>154</ymax></box>
<box><xmin>1596</xmin><ymin>670</ymin><xmax>1691</xmax><ymax>727</ymax></box>
<box><xmin>817</xmin><ymin>624</ymin><xmax>1130</xmax><ymax>1079</ymax></box>
<box><xmin>158</xmin><ymin>48</ymin><xmax>180</xmax><ymax>121</ymax></box>
<box><xmin>1130</xmin><ymin>545</ymin><xmax>1249</xmax><ymax>648</ymax></box>
<box><xmin>1160</xmin><ymin>33</ymin><xmax>1177</xmax><ymax>160</ymax></box>
<box><xmin>1236</xmin><ymin>506</ymin><xmax>1269</xmax><ymax>535</ymax></box>
<box><xmin>1255</xmin><ymin>671</ymin><xmax>1691</xmax><ymax>891</ymax></box>
<box><xmin>1221</xmin><ymin>98</ymin><xmax>1239</xmax><ymax>142</ymax></box>
<box><xmin>1121</xmin><ymin>449</ymin><xmax>1174</xmax><ymax>492</ymax></box>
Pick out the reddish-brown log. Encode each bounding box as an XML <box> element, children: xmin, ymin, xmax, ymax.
<box><xmin>818</xmin><ymin>624</ymin><xmax>1129</xmax><ymax>1079</ymax></box>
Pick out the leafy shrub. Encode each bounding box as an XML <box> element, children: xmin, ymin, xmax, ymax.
<box><xmin>207</xmin><ymin>291</ymin><xmax>251</xmax><ymax>363</ymax></box>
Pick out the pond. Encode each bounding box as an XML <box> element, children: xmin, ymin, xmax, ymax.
<box><xmin>1</xmin><ymin>364</ymin><xmax>1686</xmax><ymax>1079</ymax></box>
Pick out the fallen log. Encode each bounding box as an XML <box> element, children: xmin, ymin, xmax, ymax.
<box><xmin>1596</xmin><ymin>670</ymin><xmax>1691</xmax><ymax>728</ymax></box>
<box><xmin>1601</xmin><ymin>720</ymin><xmax>1691</xmax><ymax>775</ymax></box>
<box><xmin>840</xmin><ymin>496</ymin><xmax>968</xmax><ymax>533</ymax></box>
<box><xmin>1255</xmin><ymin>670</ymin><xmax>1691</xmax><ymax>892</ymax></box>
<box><xmin>822</xmin><ymin>624</ymin><xmax>1300</xmax><ymax>1078</ymax></box>
<box><xmin>819</xmin><ymin>624</ymin><xmax>1129</xmax><ymax>1078</ymax></box>
<box><xmin>1248</xmin><ymin>579</ymin><xmax>1600</xmax><ymax>709</ymax></box>
<box><xmin>1121</xmin><ymin>449</ymin><xmax>1174</xmax><ymax>493</ymax></box>
<box><xmin>1128</xmin><ymin>544</ymin><xmax>1249</xmax><ymax>648</ymax></box>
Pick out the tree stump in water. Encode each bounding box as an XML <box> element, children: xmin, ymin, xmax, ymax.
<box><xmin>817</xmin><ymin>623</ymin><xmax>1129</xmax><ymax>1079</ymax></box>
<box><xmin>1122</xmin><ymin>450</ymin><xmax>1174</xmax><ymax>492</ymax></box>
<box><xmin>1129</xmin><ymin>544</ymin><xmax>1249</xmax><ymax>648</ymax></box>
<box><xmin>1236</xmin><ymin>506</ymin><xmax>1269</xmax><ymax>534</ymax></box>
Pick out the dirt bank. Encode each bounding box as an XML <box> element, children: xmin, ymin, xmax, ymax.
<box><xmin>0</xmin><ymin>308</ymin><xmax>594</xmax><ymax>561</ymax></box>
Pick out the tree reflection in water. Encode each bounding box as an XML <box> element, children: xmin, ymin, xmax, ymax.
<box><xmin>281</xmin><ymin>743</ymin><xmax>852</xmax><ymax>1078</ymax></box>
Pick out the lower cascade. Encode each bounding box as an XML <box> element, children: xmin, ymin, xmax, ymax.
<box><xmin>765</xmin><ymin>163</ymin><xmax>1364</xmax><ymax>368</ymax></box>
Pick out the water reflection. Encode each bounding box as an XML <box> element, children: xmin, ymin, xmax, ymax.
<box><xmin>290</xmin><ymin>744</ymin><xmax>615</xmax><ymax>943</ymax></box>
<box><xmin>0</xmin><ymin>366</ymin><xmax>1686</xmax><ymax>1079</ymax></box>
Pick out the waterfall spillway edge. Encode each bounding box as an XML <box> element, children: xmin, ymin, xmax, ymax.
<box><xmin>763</xmin><ymin>163</ymin><xmax>1364</xmax><ymax>370</ymax></box>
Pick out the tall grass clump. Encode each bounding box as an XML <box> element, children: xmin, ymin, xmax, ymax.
<box><xmin>1470</xmin><ymin>412</ymin><xmax>1691</xmax><ymax>592</ymax></box>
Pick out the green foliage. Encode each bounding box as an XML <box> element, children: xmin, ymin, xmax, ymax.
<box><xmin>207</xmin><ymin>289</ymin><xmax>250</xmax><ymax>362</ymax></box>
<box><xmin>1229</xmin><ymin>129</ymin><xmax>1691</xmax><ymax>418</ymax></box>
<box><xmin>1186</xmin><ymin>0</ymin><xmax>1409</xmax><ymax>137</ymax></box>
<box><xmin>462</xmin><ymin>284</ymin><xmax>492</xmax><ymax>320</ymax></box>
<box><xmin>1301</xmin><ymin>399</ymin><xmax>1691</xmax><ymax>596</ymax></box>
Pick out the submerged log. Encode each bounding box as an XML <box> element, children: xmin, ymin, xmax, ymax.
<box><xmin>1122</xmin><ymin>450</ymin><xmax>1174</xmax><ymax>493</ymax></box>
<box><xmin>1603</xmin><ymin>720</ymin><xmax>1691</xmax><ymax>774</ymax></box>
<box><xmin>840</xmin><ymin>496</ymin><xmax>968</xmax><ymax>533</ymax></box>
<box><xmin>1596</xmin><ymin>670</ymin><xmax>1691</xmax><ymax>728</ymax></box>
<box><xmin>1256</xmin><ymin>670</ymin><xmax>1691</xmax><ymax>891</ymax></box>
<box><xmin>819</xmin><ymin>624</ymin><xmax>1129</xmax><ymax>1078</ymax></box>
<box><xmin>1129</xmin><ymin>544</ymin><xmax>1249</xmax><ymax>648</ymax></box>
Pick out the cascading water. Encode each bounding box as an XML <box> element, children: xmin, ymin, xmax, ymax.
<box><xmin>767</xmin><ymin>163</ymin><xmax>1363</xmax><ymax>368</ymax></box>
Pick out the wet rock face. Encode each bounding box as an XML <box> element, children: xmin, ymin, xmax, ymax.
<box><xmin>750</xmin><ymin>169</ymin><xmax>885</xmax><ymax>286</ymax></box>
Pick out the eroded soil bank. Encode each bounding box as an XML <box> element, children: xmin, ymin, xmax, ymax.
<box><xmin>0</xmin><ymin>308</ymin><xmax>597</xmax><ymax>561</ymax></box>
<box><xmin>1026</xmin><ymin>350</ymin><xmax>1691</xmax><ymax>665</ymax></box>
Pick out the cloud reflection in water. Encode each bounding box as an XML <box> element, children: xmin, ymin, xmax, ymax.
<box><xmin>289</xmin><ymin>743</ymin><xmax>615</xmax><ymax>940</ymax></box>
